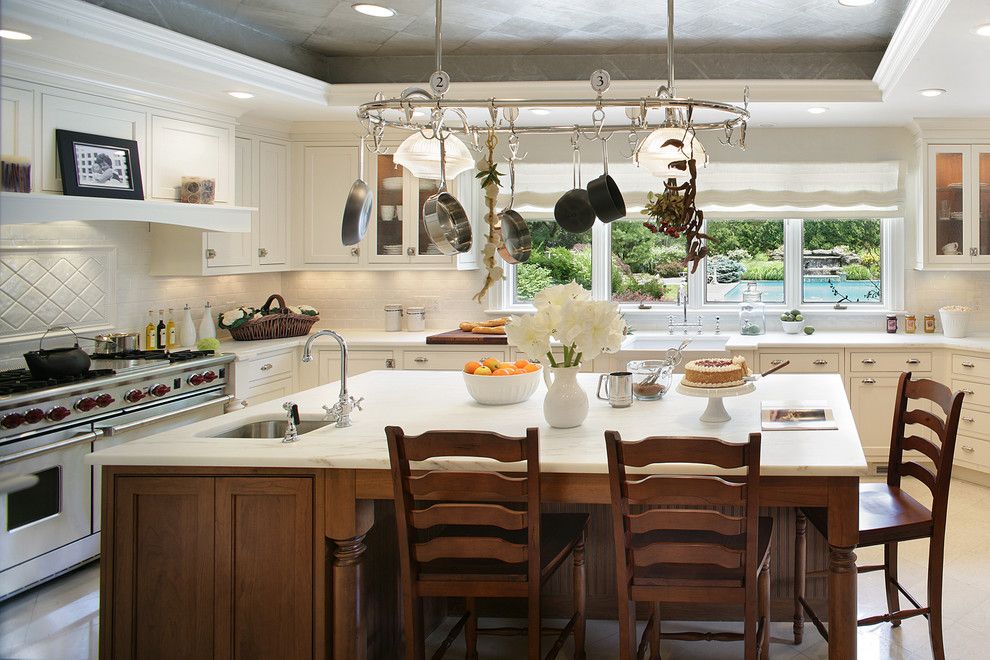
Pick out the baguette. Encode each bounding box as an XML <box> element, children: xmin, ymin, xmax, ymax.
<box><xmin>471</xmin><ymin>325</ymin><xmax>506</xmax><ymax>335</ymax></box>
<box><xmin>459</xmin><ymin>322</ymin><xmax>477</xmax><ymax>332</ymax></box>
<box><xmin>477</xmin><ymin>317</ymin><xmax>509</xmax><ymax>327</ymax></box>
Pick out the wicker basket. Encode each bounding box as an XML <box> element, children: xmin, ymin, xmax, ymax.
<box><xmin>227</xmin><ymin>294</ymin><xmax>319</xmax><ymax>341</ymax></box>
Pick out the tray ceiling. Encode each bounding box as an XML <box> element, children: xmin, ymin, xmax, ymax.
<box><xmin>81</xmin><ymin>0</ymin><xmax>909</xmax><ymax>82</ymax></box>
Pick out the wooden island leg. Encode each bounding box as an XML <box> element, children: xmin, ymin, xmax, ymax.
<box><xmin>327</xmin><ymin>470</ymin><xmax>375</xmax><ymax>660</ymax></box>
<box><xmin>827</xmin><ymin>477</ymin><xmax>860</xmax><ymax>660</ymax></box>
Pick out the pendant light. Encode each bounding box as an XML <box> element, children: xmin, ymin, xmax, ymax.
<box><xmin>393</xmin><ymin>131</ymin><xmax>474</xmax><ymax>180</ymax></box>
<box><xmin>637</xmin><ymin>126</ymin><xmax>708</xmax><ymax>178</ymax></box>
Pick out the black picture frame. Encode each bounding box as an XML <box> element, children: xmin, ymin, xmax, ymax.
<box><xmin>55</xmin><ymin>129</ymin><xmax>144</xmax><ymax>200</ymax></box>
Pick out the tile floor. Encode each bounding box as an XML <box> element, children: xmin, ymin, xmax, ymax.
<box><xmin>1</xmin><ymin>477</ymin><xmax>988</xmax><ymax>659</ymax></box>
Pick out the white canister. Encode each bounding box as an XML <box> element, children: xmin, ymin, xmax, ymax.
<box><xmin>384</xmin><ymin>304</ymin><xmax>403</xmax><ymax>332</ymax></box>
<box><xmin>406</xmin><ymin>306</ymin><xmax>426</xmax><ymax>332</ymax></box>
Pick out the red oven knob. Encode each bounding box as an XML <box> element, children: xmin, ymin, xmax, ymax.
<box><xmin>74</xmin><ymin>397</ymin><xmax>98</xmax><ymax>412</ymax></box>
<box><xmin>96</xmin><ymin>394</ymin><xmax>114</xmax><ymax>408</ymax></box>
<box><xmin>202</xmin><ymin>371</ymin><xmax>217</xmax><ymax>383</ymax></box>
<box><xmin>1</xmin><ymin>413</ymin><xmax>25</xmax><ymax>429</ymax></box>
<box><xmin>125</xmin><ymin>389</ymin><xmax>146</xmax><ymax>403</ymax></box>
<box><xmin>24</xmin><ymin>408</ymin><xmax>45</xmax><ymax>424</ymax></box>
<box><xmin>46</xmin><ymin>406</ymin><xmax>70</xmax><ymax>422</ymax></box>
<box><xmin>188</xmin><ymin>373</ymin><xmax>204</xmax><ymax>386</ymax></box>
<box><xmin>150</xmin><ymin>384</ymin><xmax>171</xmax><ymax>397</ymax></box>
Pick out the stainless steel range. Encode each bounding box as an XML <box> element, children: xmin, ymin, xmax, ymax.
<box><xmin>0</xmin><ymin>350</ymin><xmax>234</xmax><ymax>600</ymax></box>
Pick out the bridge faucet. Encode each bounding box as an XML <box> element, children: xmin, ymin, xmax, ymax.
<box><xmin>301</xmin><ymin>330</ymin><xmax>363</xmax><ymax>428</ymax></box>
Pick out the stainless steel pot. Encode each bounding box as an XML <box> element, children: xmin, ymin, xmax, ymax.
<box><xmin>341</xmin><ymin>135</ymin><xmax>373</xmax><ymax>246</ymax></box>
<box><xmin>89</xmin><ymin>332</ymin><xmax>141</xmax><ymax>354</ymax></box>
<box><xmin>496</xmin><ymin>156</ymin><xmax>531</xmax><ymax>265</ymax></box>
<box><xmin>422</xmin><ymin>132</ymin><xmax>472</xmax><ymax>255</ymax></box>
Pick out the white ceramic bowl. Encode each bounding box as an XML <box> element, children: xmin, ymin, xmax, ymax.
<box><xmin>463</xmin><ymin>368</ymin><xmax>542</xmax><ymax>405</ymax></box>
<box><xmin>382</xmin><ymin>177</ymin><xmax>403</xmax><ymax>191</ymax></box>
<box><xmin>781</xmin><ymin>320</ymin><xmax>805</xmax><ymax>334</ymax></box>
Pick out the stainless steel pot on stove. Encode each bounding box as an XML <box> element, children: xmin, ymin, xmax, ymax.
<box><xmin>88</xmin><ymin>332</ymin><xmax>141</xmax><ymax>354</ymax></box>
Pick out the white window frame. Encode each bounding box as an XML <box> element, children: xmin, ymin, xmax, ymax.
<box><xmin>488</xmin><ymin>217</ymin><xmax>904</xmax><ymax>316</ymax></box>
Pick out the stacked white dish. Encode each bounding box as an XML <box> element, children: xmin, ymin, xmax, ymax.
<box><xmin>382</xmin><ymin>244</ymin><xmax>403</xmax><ymax>255</ymax></box>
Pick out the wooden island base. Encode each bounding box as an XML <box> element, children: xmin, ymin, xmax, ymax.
<box><xmin>99</xmin><ymin>466</ymin><xmax>858</xmax><ymax>660</ymax></box>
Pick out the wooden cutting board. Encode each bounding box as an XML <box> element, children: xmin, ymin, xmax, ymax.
<box><xmin>426</xmin><ymin>329</ymin><xmax>508</xmax><ymax>345</ymax></box>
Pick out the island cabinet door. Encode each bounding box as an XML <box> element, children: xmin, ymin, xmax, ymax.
<box><xmin>214</xmin><ymin>477</ymin><xmax>314</xmax><ymax>660</ymax></box>
<box><xmin>110</xmin><ymin>477</ymin><xmax>216</xmax><ymax>660</ymax></box>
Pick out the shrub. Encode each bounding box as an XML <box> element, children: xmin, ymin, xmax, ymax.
<box><xmin>709</xmin><ymin>256</ymin><xmax>745</xmax><ymax>283</ymax></box>
<box><xmin>843</xmin><ymin>264</ymin><xmax>872</xmax><ymax>281</ymax></box>
<box><xmin>516</xmin><ymin>264</ymin><xmax>556</xmax><ymax>300</ymax></box>
<box><xmin>656</xmin><ymin>261</ymin><xmax>686</xmax><ymax>278</ymax></box>
<box><xmin>725</xmin><ymin>248</ymin><xmax>752</xmax><ymax>262</ymax></box>
<box><xmin>860</xmin><ymin>248</ymin><xmax>881</xmax><ymax>277</ymax></box>
<box><xmin>742</xmin><ymin>262</ymin><xmax>785</xmax><ymax>280</ymax></box>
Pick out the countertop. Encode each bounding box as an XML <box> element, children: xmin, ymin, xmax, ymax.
<box><xmin>89</xmin><ymin>371</ymin><xmax>867</xmax><ymax>477</ymax></box>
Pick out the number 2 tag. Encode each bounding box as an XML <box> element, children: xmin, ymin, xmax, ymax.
<box><xmin>430</xmin><ymin>70</ymin><xmax>450</xmax><ymax>95</ymax></box>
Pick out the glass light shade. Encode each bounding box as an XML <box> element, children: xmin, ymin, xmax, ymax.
<box><xmin>637</xmin><ymin>127</ymin><xmax>708</xmax><ymax>178</ymax></box>
<box><xmin>393</xmin><ymin>132</ymin><xmax>475</xmax><ymax>180</ymax></box>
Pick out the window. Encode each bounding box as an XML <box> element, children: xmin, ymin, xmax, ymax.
<box><xmin>610</xmin><ymin>221</ymin><xmax>682</xmax><ymax>304</ymax></box>
<box><xmin>514</xmin><ymin>220</ymin><xmax>591</xmax><ymax>303</ymax></box>
<box><xmin>801</xmin><ymin>219</ymin><xmax>881</xmax><ymax>305</ymax></box>
<box><xmin>705</xmin><ymin>219</ymin><xmax>785</xmax><ymax>304</ymax></box>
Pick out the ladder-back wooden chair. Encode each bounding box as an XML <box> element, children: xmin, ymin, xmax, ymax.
<box><xmin>386</xmin><ymin>426</ymin><xmax>588</xmax><ymax>660</ymax></box>
<box><xmin>793</xmin><ymin>372</ymin><xmax>965</xmax><ymax>660</ymax></box>
<box><xmin>605</xmin><ymin>431</ymin><xmax>771</xmax><ymax>660</ymax></box>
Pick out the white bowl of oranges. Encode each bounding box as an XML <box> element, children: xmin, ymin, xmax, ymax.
<box><xmin>462</xmin><ymin>357</ymin><xmax>542</xmax><ymax>405</ymax></box>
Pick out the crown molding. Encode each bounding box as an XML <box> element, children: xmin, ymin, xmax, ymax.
<box><xmin>873</xmin><ymin>0</ymin><xmax>951</xmax><ymax>97</ymax></box>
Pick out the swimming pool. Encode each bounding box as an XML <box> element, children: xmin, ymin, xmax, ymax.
<box><xmin>722</xmin><ymin>280</ymin><xmax>881</xmax><ymax>303</ymax></box>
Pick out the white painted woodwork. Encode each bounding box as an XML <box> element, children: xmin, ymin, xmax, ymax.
<box><xmin>1</xmin><ymin>85</ymin><xmax>34</xmax><ymax>174</ymax></box>
<box><xmin>205</xmin><ymin>135</ymin><xmax>252</xmax><ymax>268</ymax></box>
<box><xmin>242</xmin><ymin>376</ymin><xmax>296</xmax><ymax>407</ymax></box>
<box><xmin>402</xmin><ymin>349</ymin><xmax>507</xmax><ymax>371</ymax></box>
<box><xmin>758</xmin><ymin>352</ymin><xmax>841</xmax><ymax>374</ymax></box>
<box><xmin>150</xmin><ymin>115</ymin><xmax>232</xmax><ymax>203</ymax></box>
<box><xmin>318</xmin><ymin>350</ymin><xmax>394</xmax><ymax>385</ymax></box>
<box><xmin>296</xmin><ymin>144</ymin><xmax>359</xmax><ymax>265</ymax></box>
<box><xmin>258</xmin><ymin>140</ymin><xmax>288</xmax><ymax>265</ymax></box>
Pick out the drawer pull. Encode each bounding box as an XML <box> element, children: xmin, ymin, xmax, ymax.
<box><xmin>770</xmin><ymin>360</ymin><xmax>784</xmax><ymax>366</ymax></box>
<box><xmin>962</xmin><ymin>390</ymin><xmax>976</xmax><ymax>396</ymax></box>
<box><xmin>812</xmin><ymin>359</ymin><xmax>829</xmax><ymax>366</ymax></box>
<box><xmin>260</xmin><ymin>363</ymin><xmax>273</xmax><ymax>371</ymax></box>
<box><xmin>414</xmin><ymin>357</ymin><xmax>429</xmax><ymax>363</ymax></box>
<box><xmin>862</xmin><ymin>378</ymin><xmax>877</xmax><ymax>384</ymax></box>
<box><xmin>861</xmin><ymin>358</ymin><xmax>876</xmax><ymax>365</ymax></box>
<box><xmin>905</xmin><ymin>358</ymin><xmax>921</xmax><ymax>365</ymax></box>
<box><xmin>962</xmin><ymin>446</ymin><xmax>975</xmax><ymax>453</ymax></box>
<box><xmin>385</xmin><ymin>358</ymin><xmax>396</xmax><ymax>369</ymax></box>
<box><xmin>962</xmin><ymin>362</ymin><xmax>976</xmax><ymax>368</ymax></box>
<box><xmin>962</xmin><ymin>417</ymin><xmax>975</xmax><ymax>423</ymax></box>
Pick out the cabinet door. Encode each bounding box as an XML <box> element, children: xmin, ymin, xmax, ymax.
<box><xmin>407</xmin><ymin>169</ymin><xmax>457</xmax><ymax>264</ymax></box>
<box><xmin>319</xmin><ymin>349</ymin><xmax>393</xmax><ymax>384</ymax></box>
<box><xmin>927</xmin><ymin>145</ymin><xmax>972</xmax><ymax>265</ymax></box>
<box><xmin>972</xmin><ymin>146</ymin><xmax>990</xmax><ymax>264</ymax></box>
<box><xmin>110</xmin><ymin>477</ymin><xmax>215</xmax><ymax>660</ymax></box>
<box><xmin>243</xmin><ymin>376</ymin><xmax>296</xmax><ymax>407</ymax></box>
<box><xmin>151</xmin><ymin>115</ymin><xmax>233</xmax><ymax>202</ymax></box>
<box><xmin>369</xmin><ymin>152</ymin><xmax>410</xmax><ymax>264</ymax></box>
<box><xmin>1</xmin><ymin>85</ymin><xmax>34</xmax><ymax>172</ymax></box>
<box><xmin>258</xmin><ymin>140</ymin><xmax>288</xmax><ymax>265</ymax></box>
<box><xmin>298</xmin><ymin>145</ymin><xmax>360</xmax><ymax>264</ymax></box>
<box><xmin>849</xmin><ymin>376</ymin><xmax>932</xmax><ymax>461</ymax></box>
<box><xmin>215</xmin><ymin>477</ymin><xmax>314</xmax><ymax>660</ymax></box>
<box><xmin>207</xmin><ymin>136</ymin><xmax>253</xmax><ymax>268</ymax></box>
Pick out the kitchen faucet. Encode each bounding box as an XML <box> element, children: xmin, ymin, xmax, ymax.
<box><xmin>301</xmin><ymin>330</ymin><xmax>363</xmax><ymax>428</ymax></box>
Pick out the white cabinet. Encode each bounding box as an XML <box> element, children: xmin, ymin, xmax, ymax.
<box><xmin>318</xmin><ymin>349</ymin><xmax>394</xmax><ymax>385</ymax></box>
<box><xmin>295</xmin><ymin>144</ymin><xmax>359</xmax><ymax>266</ymax></box>
<box><xmin>848</xmin><ymin>376</ymin><xmax>933</xmax><ymax>462</ymax></box>
<box><xmin>149</xmin><ymin>115</ymin><xmax>233</xmax><ymax>203</ymax></box>
<box><xmin>231</xmin><ymin>347</ymin><xmax>298</xmax><ymax>408</ymax></box>
<box><xmin>919</xmin><ymin>142</ymin><xmax>990</xmax><ymax>269</ymax></box>
<box><xmin>1</xmin><ymin>85</ymin><xmax>34</xmax><ymax>183</ymax></box>
<box><xmin>204</xmin><ymin>136</ymin><xmax>253</xmax><ymax>268</ymax></box>
<box><xmin>257</xmin><ymin>140</ymin><xmax>288</xmax><ymax>265</ymax></box>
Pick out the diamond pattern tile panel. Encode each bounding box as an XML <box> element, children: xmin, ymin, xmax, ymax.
<box><xmin>0</xmin><ymin>248</ymin><xmax>114</xmax><ymax>339</ymax></box>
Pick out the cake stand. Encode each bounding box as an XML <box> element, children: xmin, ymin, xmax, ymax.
<box><xmin>676</xmin><ymin>381</ymin><xmax>756</xmax><ymax>423</ymax></box>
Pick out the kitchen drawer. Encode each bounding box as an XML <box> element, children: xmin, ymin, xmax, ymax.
<box><xmin>959</xmin><ymin>407</ymin><xmax>990</xmax><ymax>440</ymax></box>
<box><xmin>953</xmin><ymin>354</ymin><xmax>990</xmax><ymax>380</ymax></box>
<box><xmin>243</xmin><ymin>376</ymin><xmax>295</xmax><ymax>407</ymax></box>
<box><xmin>955</xmin><ymin>435</ymin><xmax>990</xmax><ymax>470</ymax></box>
<box><xmin>403</xmin><ymin>349</ymin><xmax>507</xmax><ymax>371</ymax></box>
<box><xmin>759</xmin><ymin>353</ymin><xmax>840</xmax><ymax>374</ymax></box>
<box><xmin>245</xmin><ymin>350</ymin><xmax>295</xmax><ymax>383</ymax></box>
<box><xmin>849</xmin><ymin>351</ymin><xmax>931</xmax><ymax>373</ymax></box>
<box><xmin>954</xmin><ymin>379</ymin><xmax>990</xmax><ymax>409</ymax></box>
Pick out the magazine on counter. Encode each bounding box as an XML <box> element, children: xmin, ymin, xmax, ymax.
<box><xmin>761</xmin><ymin>400</ymin><xmax>837</xmax><ymax>431</ymax></box>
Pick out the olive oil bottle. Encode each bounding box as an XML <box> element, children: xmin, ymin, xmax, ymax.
<box><xmin>144</xmin><ymin>310</ymin><xmax>156</xmax><ymax>350</ymax></box>
<box><xmin>166</xmin><ymin>308</ymin><xmax>177</xmax><ymax>349</ymax></box>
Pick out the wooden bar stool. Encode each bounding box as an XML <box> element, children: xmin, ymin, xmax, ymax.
<box><xmin>386</xmin><ymin>426</ymin><xmax>588</xmax><ymax>660</ymax></box>
<box><xmin>793</xmin><ymin>372</ymin><xmax>965</xmax><ymax>659</ymax></box>
<box><xmin>604</xmin><ymin>431</ymin><xmax>771</xmax><ymax>660</ymax></box>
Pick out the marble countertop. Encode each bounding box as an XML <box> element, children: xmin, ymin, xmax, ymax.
<box><xmin>89</xmin><ymin>371</ymin><xmax>867</xmax><ymax>477</ymax></box>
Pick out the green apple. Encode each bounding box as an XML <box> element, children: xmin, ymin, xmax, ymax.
<box><xmin>803</xmin><ymin>326</ymin><xmax>816</xmax><ymax>335</ymax></box>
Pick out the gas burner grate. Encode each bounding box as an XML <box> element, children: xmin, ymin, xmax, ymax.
<box><xmin>0</xmin><ymin>369</ymin><xmax>116</xmax><ymax>395</ymax></box>
<box><xmin>89</xmin><ymin>349</ymin><xmax>216</xmax><ymax>363</ymax></box>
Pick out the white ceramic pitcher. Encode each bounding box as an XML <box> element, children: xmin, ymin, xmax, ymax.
<box><xmin>542</xmin><ymin>365</ymin><xmax>589</xmax><ymax>429</ymax></box>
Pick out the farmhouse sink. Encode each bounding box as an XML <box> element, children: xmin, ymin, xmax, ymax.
<box><xmin>621</xmin><ymin>333</ymin><xmax>730</xmax><ymax>352</ymax></box>
<box><xmin>210</xmin><ymin>419</ymin><xmax>333</xmax><ymax>439</ymax></box>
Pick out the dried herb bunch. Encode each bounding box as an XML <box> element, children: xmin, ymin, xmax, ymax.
<box><xmin>641</xmin><ymin>136</ymin><xmax>712</xmax><ymax>273</ymax></box>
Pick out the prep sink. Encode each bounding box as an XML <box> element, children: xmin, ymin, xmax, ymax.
<box><xmin>621</xmin><ymin>334</ymin><xmax>729</xmax><ymax>352</ymax></box>
<box><xmin>211</xmin><ymin>419</ymin><xmax>332</xmax><ymax>439</ymax></box>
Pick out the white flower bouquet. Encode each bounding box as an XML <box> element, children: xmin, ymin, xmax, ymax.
<box><xmin>505</xmin><ymin>282</ymin><xmax>625</xmax><ymax>368</ymax></box>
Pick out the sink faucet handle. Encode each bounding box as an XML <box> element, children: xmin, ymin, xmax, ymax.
<box><xmin>350</xmin><ymin>396</ymin><xmax>364</xmax><ymax>411</ymax></box>
<box><xmin>283</xmin><ymin>401</ymin><xmax>300</xmax><ymax>425</ymax></box>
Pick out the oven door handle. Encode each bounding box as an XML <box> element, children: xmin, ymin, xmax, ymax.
<box><xmin>101</xmin><ymin>394</ymin><xmax>234</xmax><ymax>436</ymax></box>
<box><xmin>0</xmin><ymin>431</ymin><xmax>100</xmax><ymax>465</ymax></box>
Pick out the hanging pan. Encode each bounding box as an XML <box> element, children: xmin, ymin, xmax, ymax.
<box><xmin>497</xmin><ymin>156</ymin><xmax>531</xmax><ymax>265</ymax></box>
<box><xmin>341</xmin><ymin>136</ymin><xmax>373</xmax><ymax>246</ymax></box>
<box><xmin>554</xmin><ymin>137</ymin><xmax>596</xmax><ymax>233</ymax></box>
<box><xmin>587</xmin><ymin>135</ymin><xmax>626</xmax><ymax>222</ymax></box>
<box><xmin>422</xmin><ymin>132</ymin><xmax>472</xmax><ymax>254</ymax></box>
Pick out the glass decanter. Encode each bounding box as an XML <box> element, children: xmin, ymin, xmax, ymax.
<box><xmin>739</xmin><ymin>282</ymin><xmax>766</xmax><ymax>336</ymax></box>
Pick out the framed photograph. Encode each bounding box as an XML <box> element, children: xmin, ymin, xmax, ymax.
<box><xmin>761</xmin><ymin>400</ymin><xmax>838</xmax><ymax>431</ymax></box>
<box><xmin>55</xmin><ymin>129</ymin><xmax>143</xmax><ymax>200</ymax></box>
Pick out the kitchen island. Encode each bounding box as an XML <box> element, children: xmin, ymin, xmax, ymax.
<box><xmin>90</xmin><ymin>370</ymin><xmax>868</xmax><ymax>660</ymax></box>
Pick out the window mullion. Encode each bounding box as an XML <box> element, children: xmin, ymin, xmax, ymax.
<box><xmin>591</xmin><ymin>220</ymin><xmax>611</xmax><ymax>300</ymax></box>
<box><xmin>784</xmin><ymin>218</ymin><xmax>803</xmax><ymax>308</ymax></box>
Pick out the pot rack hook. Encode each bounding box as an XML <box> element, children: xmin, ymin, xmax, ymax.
<box><xmin>507</xmin><ymin>128</ymin><xmax>527</xmax><ymax>161</ymax></box>
<box><xmin>487</xmin><ymin>99</ymin><xmax>499</xmax><ymax>127</ymax></box>
<box><xmin>718</xmin><ymin>121</ymin><xmax>734</xmax><ymax>147</ymax></box>
<box><xmin>620</xmin><ymin>128</ymin><xmax>641</xmax><ymax>160</ymax></box>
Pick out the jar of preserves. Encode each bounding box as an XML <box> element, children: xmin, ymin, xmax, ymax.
<box><xmin>905</xmin><ymin>314</ymin><xmax>917</xmax><ymax>334</ymax></box>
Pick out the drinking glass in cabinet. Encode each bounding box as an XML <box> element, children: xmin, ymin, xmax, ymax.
<box><xmin>935</xmin><ymin>151</ymin><xmax>964</xmax><ymax>256</ymax></box>
<box><xmin>377</xmin><ymin>154</ymin><xmax>405</xmax><ymax>257</ymax></box>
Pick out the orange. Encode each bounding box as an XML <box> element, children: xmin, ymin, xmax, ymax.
<box><xmin>492</xmin><ymin>368</ymin><xmax>513</xmax><ymax>376</ymax></box>
<box><xmin>497</xmin><ymin>362</ymin><xmax>515</xmax><ymax>370</ymax></box>
<box><xmin>464</xmin><ymin>361</ymin><xmax>482</xmax><ymax>374</ymax></box>
<box><xmin>473</xmin><ymin>366</ymin><xmax>493</xmax><ymax>376</ymax></box>
<box><xmin>523</xmin><ymin>363</ymin><xmax>541</xmax><ymax>373</ymax></box>
<box><xmin>514</xmin><ymin>359</ymin><xmax>530</xmax><ymax>369</ymax></box>
<box><xmin>482</xmin><ymin>357</ymin><xmax>501</xmax><ymax>370</ymax></box>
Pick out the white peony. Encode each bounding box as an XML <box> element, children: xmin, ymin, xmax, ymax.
<box><xmin>533</xmin><ymin>281</ymin><xmax>590</xmax><ymax>310</ymax></box>
<box><xmin>505</xmin><ymin>310</ymin><xmax>553</xmax><ymax>361</ymax></box>
<box><xmin>567</xmin><ymin>300</ymin><xmax>625</xmax><ymax>362</ymax></box>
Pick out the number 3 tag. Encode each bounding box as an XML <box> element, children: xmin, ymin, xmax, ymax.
<box><xmin>430</xmin><ymin>70</ymin><xmax>450</xmax><ymax>95</ymax></box>
<box><xmin>590</xmin><ymin>69</ymin><xmax>611</xmax><ymax>93</ymax></box>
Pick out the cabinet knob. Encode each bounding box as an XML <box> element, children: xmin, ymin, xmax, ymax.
<box><xmin>962</xmin><ymin>362</ymin><xmax>976</xmax><ymax>368</ymax></box>
<box><xmin>906</xmin><ymin>358</ymin><xmax>921</xmax><ymax>365</ymax></box>
<box><xmin>812</xmin><ymin>359</ymin><xmax>828</xmax><ymax>366</ymax></box>
<box><xmin>962</xmin><ymin>389</ymin><xmax>975</xmax><ymax>396</ymax></box>
<box><xmin>962</xmin><ymin>416</ymin><xmax>975</xmax><ymax>423</ymax></box>
<box><xmin>414</xmin><ymin>356</ymin><xmax>429</xmax><ymax>363</ymax></box>
<box><xmin>205</xmin><ymin>248</ymin><xmax>216</xmax><ymax>260</ymax></box>
<box><xmin>350</xmin><ymin>247</ymin><xmax>360</xmax><ymax>257</ymax></box>
<box><xmin>861</xmin><ymin>358</ymin><xmax>876</xmax><ymax>365</ymax></box>
<box><xmin>770</xmin><ymin>360</ymin><xmax>784</xmax><ymax>366</ymax></box>
<box><xmin>971</xmin><ymin>247</ymin><xmax>980</xmax><ymax>257</ymax></box>
<box><xmin>258</xmin><ymin>247</ymin><xmax>269</xmax><ymax>258</ymax></box>
<box><xmin>407</xmin><ymin>247</ymin><xmax>416</xmax><ymax>256</ymax></box>
<box><xmin>385</xmin><ymin>358</ymin><xmax>396</xmax><ymax>369</ymax></box>
<box><xmin>862</xmin><ymin>378</ymin><xmax>877</xmax><ymax>384</ymax></box>
<box><xmin>260</xmin><ymin>363</ymin><xmax>273</xmax><ymax>371</ymax></box>
<box><xmin>962</xmin><ymin>445</ymin><xmax>975</xmax><ymax>453</ymax></box>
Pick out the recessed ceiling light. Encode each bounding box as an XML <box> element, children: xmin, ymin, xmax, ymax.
<box><xmin>919</xmin><ymin>88</ymin><xmax>947</xmax><ymax>97</ymax></box>
<box><xmin>227</xmin><ymin>91</ymin><xmax>255</xmax><ymax>99</ymax></box>
<box><xmin>838</xmin><ymin>0</ymin><xmax>875</xmax><ymax>6</ymax></box>
<box><xmin>529</xmin><ymin>108</ymin><xmax>551</xmax><ymax>115</ymax></box>
<box><xmin>0</xmin><ymin>29</ymin><xmax>32</xmax><ymax>40</ymax></box>
<box><xmin>352</xmin><ymin>3</ymin><xmax>396</xmax><ymax>18</ymax></box>
<box><xmin>807</xmin><ymin>106</ymin><xmax>829</xmax><ymax>114</ymax></box>
<box><xmin>976</xmin><ymin>24</ymin><xmax>990</xmax><ymax>37</ymax></box>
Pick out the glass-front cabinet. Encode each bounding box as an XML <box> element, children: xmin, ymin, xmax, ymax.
<box><xmin>368</xmin><ymin>153</ymin><xmax>459</xmax><ymax>266</ymax></box>
<box><xmin>923</xmin><ymin>144</ymin><xmax>990</xmax><ymax>268</ymax></box>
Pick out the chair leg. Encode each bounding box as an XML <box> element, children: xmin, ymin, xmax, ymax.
<box><xmin>649</xmin><ymin>603</ymin><xmax>662</xmax><ymax>660</ymax></box>
<box><xmin>760</xmin><ymin>559</ymin><xmax>771</xmax><ymax>660</ymax></box>
<box><xmin>928</xmin><ymin>538</ymin><xmax>946</xmax><ymax>660</ymax></box>
<box><xmin>573</xmin><ymin>534</ymin><xmax>587</xmax><ymax>660</ymax></box>
<box><xmin>883</xmin><ymin>542</ymin><xmax>901</xmax><ymax>629</ymax></box>
<box><xmin>528</xmin><ymin>591</ymin><xmax>541</xmax><ymax>660</ymax></box>
<box><xmin>745</xmin><ymin>580</ymin><xmax>759</xmax><ymax>660</ymax></box>
<box><xmin>403</xmin><ymin>591</ymin><xmax>425</xmax><ymax>660</ymax></box>
<box><xmin>464</xmin><ymin>597</ymin><xmax>478</xmax><ymax>660</ymax></box>
<box><xmin>794</xmin><ymin>510</ymin><xmax>807</xmax><ymax>645</ymax></box>
<box><xmin>617</xmin><ymin>600</ymin><xmax>637</xmax><ymax>660</ymax></box>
